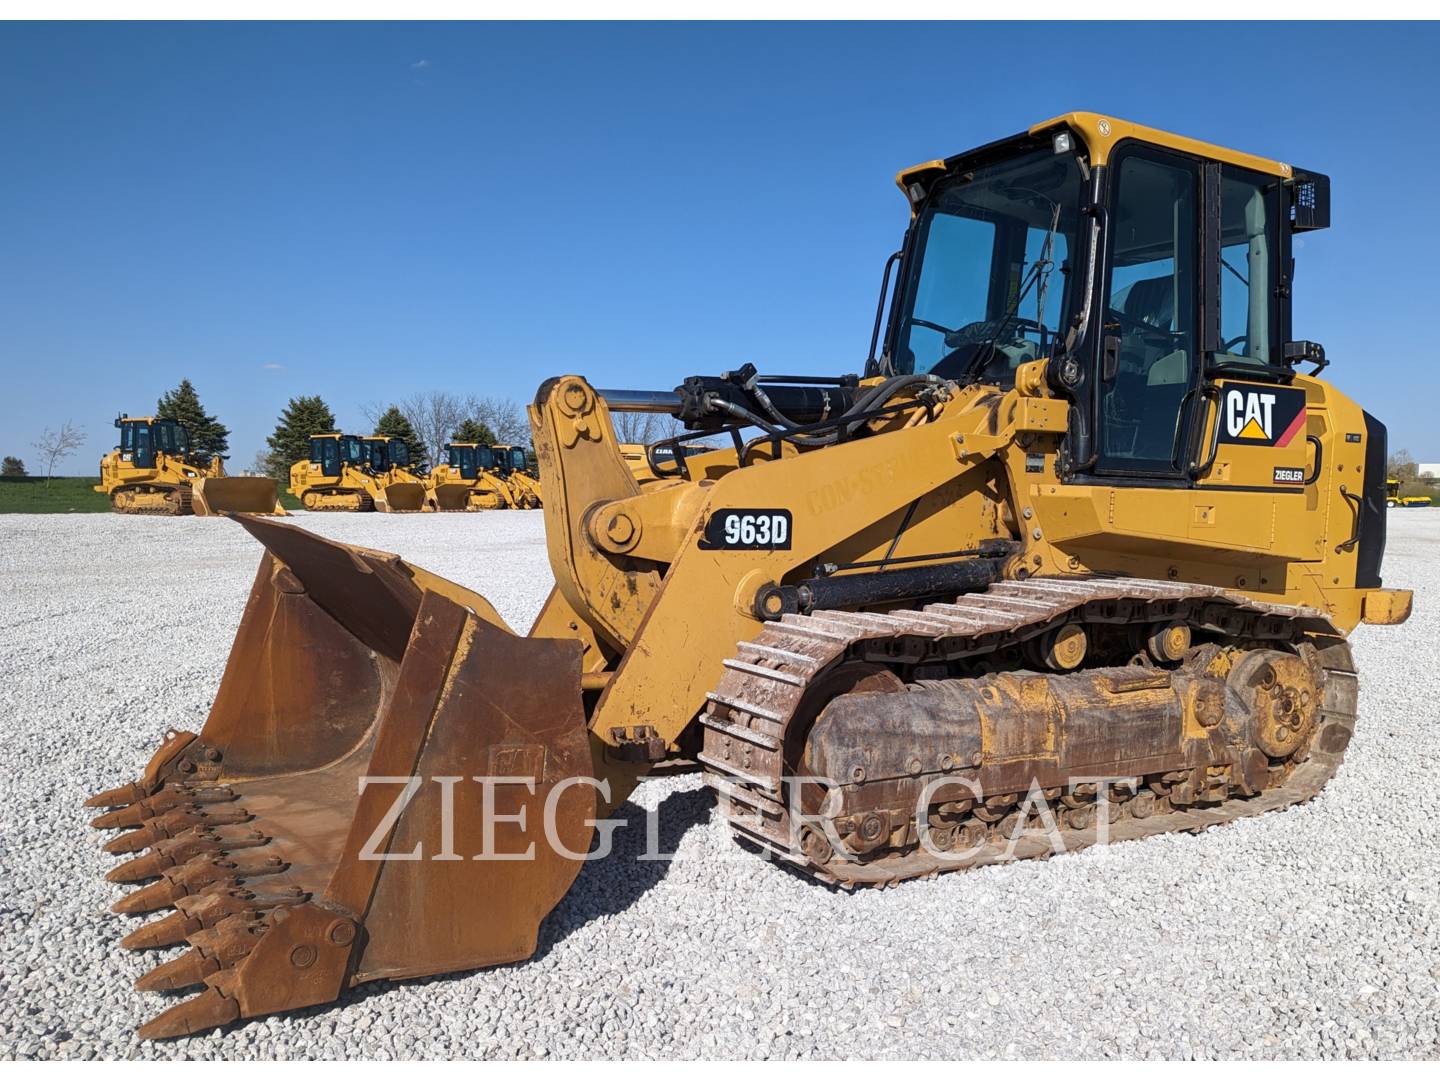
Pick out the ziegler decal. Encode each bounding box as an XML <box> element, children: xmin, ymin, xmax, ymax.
<box><xmin>698</xmin><ymin>508</ymin><xmax>793</xmax><ymax>550</ymax></box>
<box><xmin>1272</xmin><ymin>466</ymin><xmax>1306</xmax><ymax>485</ymax></box>
<box><xmin>1219</xmin><ymin>384</ymin><xmax>1307</xmax><ymax>448</ymax></box>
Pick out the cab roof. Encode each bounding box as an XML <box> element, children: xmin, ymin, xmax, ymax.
<box><xmin>896</xmin><ymin>110</ymin><xmax>1293</xmax><ymax>194</ymax></box>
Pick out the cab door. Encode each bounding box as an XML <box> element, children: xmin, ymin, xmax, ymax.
<box><xmin>1093</xmin><ymin>145</ymin><xmax>1201</xmax><ymax>480</ymax></box>
<box><xmin>131</xmin><ymin>423</ymin><xmax>155</xmax><ymax>470</ymax></box>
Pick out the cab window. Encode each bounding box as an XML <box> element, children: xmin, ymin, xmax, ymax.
<box><xmin>892</xmin><ymin>145</ymin><xmax>1083</xmax><ymax>385</ymax></box>
<box><xmin>1215</xmin><ymin>168</ymin><xmax>1281</xmax><ymax>370</ymax></box>
<box><xmin>1097</xmin><ymin>148</ymin><xmax>1199</xmax><ymax>475</ymax></box>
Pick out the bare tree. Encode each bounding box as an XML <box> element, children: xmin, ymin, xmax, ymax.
<box><xmin>398</xmin><ymin>391</ymin><xmax>467</xmax><ymax>466</ymax></box>
<box><xmin>609</xmin><ymin>410</ymin><xmax>687</xmax><ymax>445</ymax></box>
<box><xmin>1388</xmin><ymin>448</ymin><xmax>1418</xmax><ymax>483</ymax></box>
<box><xmin>31</xmin><ymin>421</ymin><xmax>85</xmax><ymax>483</ymax></box>
<box><xmin>462</xmin><ymin>395</ymin><xmax>530</xmax><ymax>445</ymax></box>
<box><xmin>249</xmin><ymin>450</ymin><xmax>271</xmax><ymax>477</ymax></box>
<box><xmin>357</xmin><ymin>400</ymin><xmax>388</xmax><ymax>432</ymax></box>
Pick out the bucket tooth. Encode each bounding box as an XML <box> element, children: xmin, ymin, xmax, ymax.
<box><xmin>107</xmin><ymin>827</ymin><xmax>269</xmax><ymax>882</ymax></box>
<box><xmin>103</xmin><ymin>807</ymin><xmax>253</xmax><ymax>853</ymax></box>
<box><xmin>135</xmin><ymin>947</ymin><xmax>220</xmax><ymax>992</ymax></box>
<box><xmin>121</xmin><ymin>886</ymin><xmax>301</xmax><ymax>950</ymax></box>
<box><xmin>135</xmin><ymin>914</ymin><xmax>267</xmax><ymax>992</ymax></box>
<box><xmin>90</xmin><ymin>785</ymin><xmax>236</xmax><ymax>830</ymax></box>
<box><xmin>85</xmin><ymin>781</ymin><xmax>146</xmax><ymax>809</ymax></box>
<box><xmin>112</xmin><ymin>877</ymin><xmax>188</xmax><ymax>916</ymax></box>
<box><xmin>138</xmin><ymin>987</ymin><xmax>241</xmax><ymax>1041</ymax></box>
<box><xmin>112</xmin><ymin>854</ymin><xmax>286</xmax><ymax>915</ymax></box>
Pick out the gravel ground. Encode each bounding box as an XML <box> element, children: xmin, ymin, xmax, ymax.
<box><xmin>1</xmin><ymin>508</ymin><xmax>1437</xmax><ymax>1060</ymax></box>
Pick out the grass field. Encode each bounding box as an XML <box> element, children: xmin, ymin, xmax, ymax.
<box><xmin>0</xmin><ymin>476</ymin><xmax>111</xmax><ymax>513</ymax></box>
<box><xmin>0</xmin><ymin>476</ymin><xmax>301</xmax><ymax>513</ymax></box>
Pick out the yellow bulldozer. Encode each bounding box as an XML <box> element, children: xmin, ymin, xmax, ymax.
<box><xmin>427</xmin><ymin>442</ymin><xmax>520</xmax><ymax>510</ymax></box>
<box><xmin>90</xmin><ymin>112</ymin><xmax>1413</xmax><ymax>1039</ymax></box>
<box><xmin>94</xmin><ymin>415</ymin><xmax>285</xmax><ymax>516</ymax></box>
<box><xmin>288</xmin><ymin>433</ymin><xmax>429</xmax><ymax>512</ymax></box>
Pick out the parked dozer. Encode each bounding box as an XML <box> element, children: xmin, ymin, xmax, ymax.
<box><xmin>94</xmin><ymin>416</ymin><xmax>285</xmax><ymax>516</ymax></box>
<box><xmin>91</xmin><ymin>113</ymin><xmax>1414</xmax><ymax>1039</ymax></box>
<box><xmin>288</xmin><ymin>433</ymin><xmax>428</xmax><ymax>512</ymax></box>
<box><xmin>427</xmin><ymin>443</ymin><xmax>519</xmax><ymax>510</ymax></box>
<box><xmin>491</xmin><ymin>443</ymin><xmax>543</xmax><ymax>507</ymax></box>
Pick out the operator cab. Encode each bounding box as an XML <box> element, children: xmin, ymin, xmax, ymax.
<box><xmin>362</xmin><ymin>436</ymin><xmax>411</xmax><ymax>472</ymax></box>
<box><xmin>115</xmin><ymin>416</ymin><xmax>190</xmax><ymax>470</ymax></box>
<box><xmin>445</xmin><ymin>443</ymin><xmax>497</xmax><ymax>480</ymax></box>
<box><xmin>308</xmin><ymin>434</ymin><xmax>364</xmax><ymax>478</ymax></box>
<box><xmin>880</xmin><ymin>112</ymin><xmax>1331</xmax><ymax>485</ymax></box>
<box><xmin>492</xmin><ymin>445</ymin><xmax>529</xmax><ymax>475</ymax></box>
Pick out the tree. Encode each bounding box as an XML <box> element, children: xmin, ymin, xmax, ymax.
<box><xmin>611</xmin><ymin>410</ymin><xmax>687</xmax><ymax>445</ymax></box>
<box><xmin>463</xmin><ymin>395</ymin><xmax>529</xmax><ymax>445</ymax></box>
<box><xmin>2</xmin><ymin>456</ymin><xmax>25</xmax><ymax>478</ymax></box>
<box><xmin>156</xmin><ymin>379</ymin><xmax>229</xmax><ymax>465</ymax></box>
<box><xmin>1387</xmin><ymin>448</ymin><xmax>1418</xmax><ymax>483</ymax></box>
<box><xmin>31</xmin><ymin>421</ymin><xmax>85</xmax><ymax>483</ymax></box>
<box><xmin>374</xmin><ymin>405</ymin><xmax>428</xmax><ymax>468</ymax></box>
<box><xmin>393</xmin><ymin>392</ymin><xmax>465</xmax><ymax>466</ymax></box>
<box><xmin>452</xmin><ymin>417</ymin><xmax>497</xmax><ymax>445</ymax></box>
<box><xmin>264</xmin><ymin>395</ymin><xmax>336</xmax><ymax>481</ymax></box>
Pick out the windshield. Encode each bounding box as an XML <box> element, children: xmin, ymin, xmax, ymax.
<box><xmin>389</xmin><ymin>440</ymin><xmax>410</xmax><ymax>468</ymax></box>
<box><xmin>153</xmin><ymin>420</ymin><xmax>189</xmax><ymax>455</ymax></box>
<box><xmin>339</xmin><ymin>436</ymin><xmax>362</xmax><ymax>464</ymax></box>
<box><xmin>891</xmin><ymin>146</ymin><xmax>1085</xmax><ymax>385</ymax></box>
<box><xmin>508</xmin><ymin>448</ymin><xmax>527</xmax><ymax>470</ymax></box>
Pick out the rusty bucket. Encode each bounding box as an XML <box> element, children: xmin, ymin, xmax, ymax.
<box><xmin>87</xmin><ymin>516</ymin><xmax>595</xmax><ymax>1038</ymax></box>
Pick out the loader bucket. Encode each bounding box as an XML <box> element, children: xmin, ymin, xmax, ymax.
<box><xmin>376</xmin><ymin>481</ymin><xmax>427</xmax><ymax>513</ymax></box>
<box><xmin>192</xmin><ymin>477</ymin><xmax>288</xmax><ymax>517</ymax></box>
<box><xmin>87</xmin><ymin>516</ymin><xmax>596</xmax><ymax>1038</ymax></box>
<box><xmin>431</xmin><ymin>481</ymin><xmax>476</xmax><ymax>512</ymax></box>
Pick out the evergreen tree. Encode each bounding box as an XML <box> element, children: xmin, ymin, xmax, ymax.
<box><xmin>156</xmin><ymin>379</ymin><xmax>229</xmax><ymax>464</ymax></box>
<box><xmin>374</xmin><ymin>405</ymin><xmax>428</xmax><ymax>468</ymax></box>
<box><xmin>451</xmin><ymin>417</ymin><xmax>497</xmax><ymax>445</ymax></box>
<box><xmin>1</xmin><ymin>456</ymin><xmax>26</xmax><ymax>477</ymax></box>
<box><xmin>264</xmin><ymin>395</ymin><xmax>337</xmax><ymax>481</ymax></box>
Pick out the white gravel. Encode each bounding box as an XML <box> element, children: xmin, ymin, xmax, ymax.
<box><xmin>1</xmin><ymin>508</ymin><xmax>1437</xmax><ymax>1060</ymax></box>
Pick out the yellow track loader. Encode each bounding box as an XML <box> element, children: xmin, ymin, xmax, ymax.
<box><xmin>288</xmin><ymin>433</ymin><xmax>429</xmax><ymax>512</ymax></box>
<box><xmin>94</xmin><ymin>416</ymin><xmax>285</xmax><ymax>516</ymax></box>
<box><xmin>91</xmin><ymin>112</ymin><xmax>1413</xmax><ymax>1039</ymax></box>
<box><xmin>491</xmin><ymin>443</ymin><xmax>543</xmax><ymax>507</ymax></box>
<box><xmin>427</xmin><ymin>443</ymin><xmax>519</xmax><ymax>510</ymax></box>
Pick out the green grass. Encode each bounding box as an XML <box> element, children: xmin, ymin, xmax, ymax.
<box><xmin>0</xmin><ymin>476</ymin><xmax>112</xmax><ymax>513</ymax></box>
<box><xmin>0</xmin><ymin>475</ymin><xmax>304</xmax><ymax>513</ymax></box>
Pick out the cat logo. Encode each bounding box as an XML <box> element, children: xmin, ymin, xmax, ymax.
<box><xmin>1218</xmin><ymin>384</ymin><xmax>1307</xmax><ymax>448</ymax></box>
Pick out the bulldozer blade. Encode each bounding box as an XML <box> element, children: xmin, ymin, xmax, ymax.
<box><xmin>192</xmin><ymin>477</ymin><xmax>288</xmax><ymax>516</ymax></box>
<box><xmin>90</xmin><ymin>516</ymin><xmax>596</xmax><ymax>1038</ymax></box>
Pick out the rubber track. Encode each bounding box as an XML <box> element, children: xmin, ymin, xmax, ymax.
<box><xmin>698</xmin><ymin>577</ymin><xmax>1358</xmax><ymax>887</ymax></box>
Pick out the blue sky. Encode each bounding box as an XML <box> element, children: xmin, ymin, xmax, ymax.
<box><xmin>3</xmin><ymin>21</ymin><xmax>1439</xmax><ymax>470</ymax></box>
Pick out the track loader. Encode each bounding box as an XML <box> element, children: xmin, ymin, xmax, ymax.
<box><xmin>94</xmin><ymin>415</ymin><xmax>286</xmax><ymax>516</ymax></box>
<box><xmin>288</xmin><ymin>433</ymin><xmax>429</xmax><ymax>512</ymax></box>
<box><xmin>491</xmin><ymin>443</ymin><xmax>544</xmax><ymax>507</ymax></box>
<box><xmin>90</xmin><ymin>113</ymin><xmax>1413</xmax><ymax>1039</ymax></box>
<box><xmin>427</xmin><ymin>442</ymin><xmax>519</xmax><ymax>510</ymax></box>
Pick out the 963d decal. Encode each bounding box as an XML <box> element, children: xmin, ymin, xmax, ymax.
<box><xmin>699</xmin><ymin>508</ymin><xmax>793</xmax><ymax>550</ymax></box>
